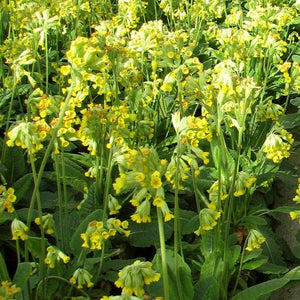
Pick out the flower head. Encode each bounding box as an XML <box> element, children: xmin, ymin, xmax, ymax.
<box><xmin>115</xmin><ymin>260</ymin><xmax>160</xmax><ymax>296</ymax></box>
<box><xmin>11</xmin><ymin>219</ymin><xmax>29</xmax><ymax>241</ymax></box>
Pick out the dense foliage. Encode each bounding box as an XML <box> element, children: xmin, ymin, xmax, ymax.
<box><xmin>1</xmin><ymin>0</ymin><xmax>300</xmax><ymax>299</ymax></box>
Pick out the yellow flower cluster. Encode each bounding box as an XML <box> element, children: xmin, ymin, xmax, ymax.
<box><xmin>262</xmin><ymin>128</ymin><xmax>294</xmax><ymax>163</ymax></box>
<box><xmin>77</xmin><ymin>103</ymin><xmax>137</xmax><ymax>157</ymax></box>
<box><xmin>0</xmin><ymin>281</ymin><xmax>20</xmax><ymax>300</ymax></box>
<box><xmin>80</xmin><ymin>219</ymin><xmax>129</xmax><ymax>250</ymax></box>
<box><xmin>34</xmin><ymin>214</ymin><xmax>56</xmax><ymax>235</ymax></box>
<box><xmin>181</xmin><ymin>115</ymin><xmax>212</xmax><ymax>148</ymax></box>
<box><xmin>289</xmin><ymin>179</ymin><xmax>300</xmax><ymax>222</ymax></box>
<box><xmin>114</xmin><ymin>260</ymin><xmax>160</xmax><ymax>297</ymax></box>
<box><xmin>233</xmin><ymin>172</ymin><xmax>257</xmax><ymax>197</ymax></box>
<box><xmin>0</xmin><ymin>186</ymin><xmax>16</xmax><ymax>214</ymax></box>
<box><xmin>11</xmin><ymin>219</ymin><xmax>29</xmax><ymax>241</ymax></box>
<box><xmin>245</xmin><ymin>229</ymin><xmax>266</xmax><ymax>252</ymax></box>
<box><xmin>195</xmin><ymin>203</ymin><xmax>222</xmax><ymax>236</ymax></box>
<box><xmin>256</xmin><ymin>100</ymin><xmax>284</xmax><ymax>122</ymax></box>
<box><xmin>69</xmin><ymin>268</ymin><xmax>94</xmax><ymax>289</ymax></box>
<box><xmin>114</xmin><ymin>147</ymin><xmax>174</xmax><ymax>223</ymax></box>
<box><xmin>44</xmin><ymin>246</ymin><xmax>70</xmax><ymax>269</ymax></box>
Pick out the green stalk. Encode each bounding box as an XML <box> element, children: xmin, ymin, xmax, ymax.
<box><xmin>28</xmin><ymin>150</ymin><xmax>47</xmax><ymax>299</ymax></box>
<box><xmin>157</xmin><ymin>207</ymin><xmax>170</xmax><ymax>300</ymax></box>
<box><xmin>54</xmin><ymin>154</ymin><xmax>64</xmax><ymax>250</ymax></box>
<box><xmin>102</xmin><ymin>143</ymin><xmax>114</xmax><ymax>218</ymax></box>
<box><xmin>174</xmin><ymin>138</ymin><xmax>184</xmax><ymax>300</ymax></box>
<box><xmin>232</xmin><ymin>235</ymin><xmax>249</xmax><ymax>294</ymax></box>
<box><xmin>61</xmin><ymin>149</ymin><xmax>70</xmax><ymax>250</ymax></box>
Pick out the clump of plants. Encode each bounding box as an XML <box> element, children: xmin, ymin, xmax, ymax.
<box><xmin>1</xmin><ymin>0</ymin><xmax>300</xmax><ymax>299</ymax></box>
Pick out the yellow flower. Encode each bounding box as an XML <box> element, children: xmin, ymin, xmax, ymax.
<box><xmin>150</xmin><ymin>171</ymin><xmax>162</xmax><ymax>189</ymax></box>
<box><xmin>245</xmin><ymin>229</ymin><xmax>266</xmax><ymax>251</ymax></box>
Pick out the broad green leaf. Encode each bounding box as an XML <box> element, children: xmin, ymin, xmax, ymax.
<box><xmin>193</xmin><ymin>277</ymin><xmax>219</xmax><ymax>300</ymax></box>
<box><xmin>149</xmin><ymin>249</ymin><xmax>194</xmax><ymax>300</ymax></box>
<box><xmin>200</xmin><ymin>228</ymin><xmax>221</xmax><ymax>259</ymax></box>
<box><xmin>242</xmin><ymin>256</ymin><xmax>268</xmax><ymax>270</ymax></box>
<box><xmin>27</xmin><ymin>237</ymin><xmax>50</xmax><ymax>258</ymax></box>
<box><xmin>283</xmin><ymin>266</ymin><xmax>300</xmax><ymax>280</ymax></box>
<box><xmin>181</xmin><ymin>210</ymin><xmax>198</xmax><ymax>235</ymax></box>
<box><xmin>127</xmin><ymin>218</ymin><xmax>173</xmax><ymax>247</ymax></box>
<box><xmin>231</xmin><ymin>278</ymin><xmax>289</xmax><ymax>300</ymax></box>
<box><xmin>70</xmin><ymin>209</ymin><xmax>105</xmax><ymax>257</ymax></box>
<box><xmin>13</xmin><ymin>262</ymin><xmax>32</xmax><ymax>290</ymax></box>
<box><xmin>256</xmin><ymin>262</ymin><xmax>288</xmax><ymax>275</ymax></box>
<box><xmin>292</xmin><ymin>54</ymin><xmax>300</xmax><ymax>63</ymax></box>
<box><xmin>200</xmin><ymin>252</ymin><xmax>224</xmax><ymax>282</ymax></box>
<box><xmin>290</xmin><ymin>97</ymin><xmax>300</xmax><ymax>106</ymax></box>
<box><xmin>1</xmin><ymin>145</ymin><xmax>25</xmax><ymax>185</ymax></box>
<box><xmin>13</xmin><ymin>173</ymin><xmax>33</xmax><ymax>204</ymax></box>
<box><xmin>243</xmin><ymin>249</ymin><xmax>263</xmax><ymax>263</ymax></box>
<box><xmin>0</xmin><ymin>211</ymin><xmax>14</xmax><ymax>225</ymax></box>
<box><xmin>0</xmin><ymin>251</ymin><xmax>10</xmax><ymax>281</ymax></box>
<box><xmin>259</xmin><ymin>226</ymin><xmax>285</xmax><ymax>266</ymax></box>
<box><xmin>291</xmin><ymin>244</ymin><xmax>300</xmax><ymax>259</ymax></box>
<box><xmin>241</xmin><ymin>215</ymin><xmax>267</xmax><ymax>227</ymax></box>
<box><xmin>79</xmin><ymin>182</ymin><xmax>97</xmax><ymax>216</ymax></box>
<box><xmin>228</xmin><ymin>245</ymin><xmax>241</xmax><ymax>276</ymax></box>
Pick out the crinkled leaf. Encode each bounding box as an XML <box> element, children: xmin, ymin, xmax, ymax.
<box><xmin>181</xmin><ymin>210</ymin><xmax>198</xmax><ymax>235</ymax></box>
<box><xmin>127</xmin><ymin>218</ymin><xmax>173</xmax><ymax>247</ymax></box>
<box><xmin>257</xmin><ymin>262</ymin><xmax>288</xmax><ymax>275</ymax></box>
<box><xmin>242</xmin><ymin>256</ymin><xmax>268</xmax><ymax>270</ymax></box>
<box><xmin>13</xmin><ymin>173</ymin><xmax>33</xmax><ymax>204</ymax></box>
<box><xmin>231</xmin><ymin>278</ymin><xmax>289</xmax><ymax>300</ymax></box>
<box><xmin>149</xmin><ymin>249</ymin><xmax>194</xmax><ymax>300</ymax></box>
<box><xmin>13</xmin><ymin>262</ymin><xmax>32</xmax><ymax>290</ymax></box>
<box><xmin>193</xmin><ymin>277</ymin><xmax>219</xmax><ymax>300</ymax></box>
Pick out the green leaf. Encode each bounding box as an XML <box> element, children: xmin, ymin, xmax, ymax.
<box><xmin>27</xmin><ymin>237</ymin><xmax>50</xmax><ymax>259</ymax></box>
<box><xmin>241</xmin><ymin>215</ymin><xmax>267</xmax><ymax>227</ymax></box>
<box><xmin>271</xmin><ymin>206</ymin><xmax>296</xmax><ymax>214</ymax></box>
<box><xmin>291</xmin><ymin>244</ymin><xmax>300</xmax><ymax>259</ymax></box>
<box><xmin>242</xmin><ymin>256</ymin><xmax>268</xmax><ymax>270</ymax></box>
<box><xmin>193</xmin><ymin>277</ymin><xmax>219</xmax><ymax>300</ymax></box>
<box><xmin>228</xmin><ymin>245</ymin><xmax>241</xmax><ymax>276</ymax></box>
<box><xmin>13</xmin><ymin>173</ymin><xmax>33</xmax><ymax>204</ymax></box>
<box><xmin>200</xmin><ymin>228</ymin><xmax>220</xmax><ymax>259</ymax></box>
<box><xmin>283</xmin><ymin>266</ymin><xmax>300</xmax><ymax>280</ymax></box>
<box><xmin>1</xmin><ymin>145</ymin><xmax>25</xmax><ymax>185</ymax></box>
<box><xmin>0</xmin><ymin>251</ymin><xmax>10</xmax><ymax>281</ymax></box>
<box><xmin>79</xmin><ymin>182</ymin><xmax>97</xmax><ymax>216</ymax></box>
<box><xmin>70</xmin><ymin>209</ymin><xmax>105</xmax><ymax>257</ymax></box>
<box><xmin>0</xmin><ymin>211</ymin><xmax>14</xmax><ymax>225</ymax></box>
<box><xmin>243</xmin><ymin>249</ymin><xmax>263</xmax><ymax>263</ymax></box>
<box><xmin>51</xmin><ymin>153</ymin><xmax>89</xmax><ymax>192</ymax></box>
<box><xmin>127</xmin><ymin>218</ymin><xmax>173</xmax><ymax>247</ymax></box>
<box><xmin>200</xmin><ymin>252</ymin><xmax>224</xmax><ymax>287</ymax></box>
<box><xmin>292</xmin><ymin>54</ymin><xmax>300</xmax><ymax>64</ymax></box>
<box><xmin>256</xmin><ymin>262</ymin><xmax>288</xmax><ymax>275</ymax></box>
<box><xmin>181</xmin><ymin>210</ymin><xmax>198</xmax><ymax>235</ymax></box>
<box><xmin>259</xmin><ymin>226</ymin><xmax>285</xmax><ymax>266</ymax></box>
<box><xmin>149</xmin><ymin>249</ymin><xmax>194</xmax><ymax>300</ymax></box>
<box><xmin>13</xmin><ymin>262</ymin><xmax>32</xmax><ymax>290</ymax></box>
<box><xmin>231</xmin><ymin>278</ymin><xmax>289</xmax><ymax>300</ymax></box>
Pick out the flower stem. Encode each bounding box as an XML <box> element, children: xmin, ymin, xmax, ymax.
<box><xmin>157</xmin><ymin>207</ymin><xmax>169</xmax><ymax>300</ymax></box>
